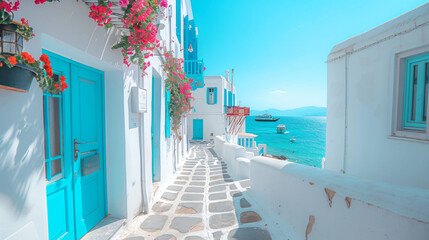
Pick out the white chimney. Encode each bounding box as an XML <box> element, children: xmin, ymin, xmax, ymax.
<box><xmin>225</xmin><ymin>69</ymin><xmax>230</xmax><ymax>82</ymax></box>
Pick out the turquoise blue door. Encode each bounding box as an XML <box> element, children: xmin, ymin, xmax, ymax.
<box><xmin>71</xmin><ymin>64</ymin><xmax>106</xmax><ymax>239</ymax></box>
<box><xmin>45</xmin><ymin>55</ymin><xmax>75</xmax><ymax>240</ymax></box>
<box><xmin>45</xmin><ymin>51</ymin><xmax>106</xmax><ymax>240</ymax></box>
<box><xmin>193</xmin><ymin>119</ymin><xmax>203</xmax><ymax>140</ymax></box>
<box><xmin>151</xmin><ymin>76</ymin><xmax>161</xmax><ymax>181</ymax></box>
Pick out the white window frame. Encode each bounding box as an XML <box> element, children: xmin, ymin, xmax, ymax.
<box><xmin>393</xmin><ymin>45</ymin><xmax>429</xmax><ymax>142</ymax></box>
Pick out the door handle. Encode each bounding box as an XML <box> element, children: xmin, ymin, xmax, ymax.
<box><xmin>74</xmin><ymin>139</ymin><xmax>80</xmax><ymax>162</ymax></box>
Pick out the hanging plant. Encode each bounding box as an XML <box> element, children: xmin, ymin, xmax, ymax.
<box><xmin>163</xmin><ymin>51</ymin><xmax>193</xmax><ymax>138</ymax></box>
<box><xmin>0</xmin><ymin>0</ymin><xmax>20</xmax><ymax>24</ymax></box>
<box><xmin>106</xmin><ymin>0</ymin><xmax>166</xmax><ymax>74</ymax></box>
<box><xmin>88</xmin><ymin>0</ymin><xmax>113</xmax><ymax>30</ymax></box>
<box><xmin>0</xmin><ymin>52</ymin><xmax>67</xmax><ymax>94</ymax></box>
<box><xmin>16</xmin><ymin>18</ymin><xmax>35</xmax><ymax>41</ymax></box>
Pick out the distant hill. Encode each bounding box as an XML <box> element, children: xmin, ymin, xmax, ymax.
<box><xmin>250</xmin><ymin>106</ymin><xmax>326</xmax><ymax>117</ymax></box>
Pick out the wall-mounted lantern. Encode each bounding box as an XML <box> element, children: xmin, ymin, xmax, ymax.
<box><xmin>188</xmin><ymin>43</ymin><xmax>193</xmax><ymax>53</ymax></box>
<box><xmin>0</xmin><ymin>24</ymin><xmax>23</xmax><ymax>57</ymax></box>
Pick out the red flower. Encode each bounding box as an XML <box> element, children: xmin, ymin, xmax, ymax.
<box><xmin>60</xmin><ymin>81</ymin><xmax>68</xmax><ymax>91</ymax></box>
<box><xmin>7</xmin><ymin>56</ymin><xmax>17</xmax><ymax>66</ymax></box>
<box><xmin>60</xmin><ymin>76</ymin><xmax>66</xmax><ymax>82</ymax></box>
<box><xmin>20</xmin><ymin>52</ymin><xmax>35</xmax><ymax>63</ymax></box>
<box><xmin>55</xmin><ymin>83</ymin><xmax>59</xmax><ymax>89</ymax></box>
<box><xmin>39</xmin><ymin>54</ymin><xmax>49</xmax><ymax>63</ymax></box>
<box><xmin>46</xmin><ymin>70</ymin><xmax>53</xmax><ymax>78</ymax></box>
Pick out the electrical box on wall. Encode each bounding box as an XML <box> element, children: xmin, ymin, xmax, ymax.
<box><xmin>131</xmin><ymin>87</ymin><xmax>147</xmax><ymax>113</ymax></box>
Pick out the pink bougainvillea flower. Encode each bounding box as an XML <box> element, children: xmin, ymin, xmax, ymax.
<box><xmin>160</xmin><ymin>0</ymin><xmax>168</xmax><ymax>8</ymax></box>
<box><xmin>89</xmin><ymin>2</ymin><xmax>113</xmax><ymax>27</ymax></box>
<box><xmin>34</xmin><ymin>0</ymin><xmax>47</xmax><ymax>4</ymax></box>
<box><xmin>119</xmin><ymin>0</ymin><xmax>129</xmax><ymax>8</ymax></box>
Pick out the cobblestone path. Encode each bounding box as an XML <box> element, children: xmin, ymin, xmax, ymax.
<box><xmin>117</xmin><ymin>142</ymin><xmax>274</xmax><ymax>240</ymax></box>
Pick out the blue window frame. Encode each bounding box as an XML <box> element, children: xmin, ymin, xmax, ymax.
<box><xmin>228</xmin><ymin>91</ymin><xmax>232</xmax><ymax>106</ymax></box>
<box><xmin>165</xmin><ymin>87</ymin><xmax>171</xmax><ymax>138</ymax></box>
<box><xmin>207</xmin><ymin>87</ymin><xmax>217</xmax><ymax>105</ymax></box>
<box><xmin>43</xmin><ymin>74</ymin><xmax>64</xmax><ymax>182</ymax></box>
<box><xmin>246</xmin><ymin>138</ymin><xmax>249</xmax><ymax>148</ymax></box>
<box><xmin>249</xmin><ymin>138</ymin><xmax>253</xmax><ymax>148</ymax></box>
<box><xmin>403</xmin><ymin>54</ymin><xmax>429</xmax><ymax>130</ymax></box>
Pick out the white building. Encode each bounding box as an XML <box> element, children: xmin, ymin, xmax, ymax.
<box><xmin>188</xmin><ymin>70</ymin><xmax>247</xmax><ymax>142</ymax></box>
<box><xmin>0</xmin><ymin>1</ymin><xmax>196</xmax><ymax>240</ymax></box>
<box><xmin>326</xmin><ymin>3</ymin><xmax>429</xmax><ymax>189</ymax></box>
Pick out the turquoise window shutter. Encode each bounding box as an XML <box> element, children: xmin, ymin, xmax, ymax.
<box><xmin>228</xmin><ymin>91</ymin><xmax>232</xmax><ymax>106</ymax></box>
<box><xmin>176</xmin><ymin>0</ymin><xmax>181</xmax><ymax>44</ymax></box>
<box><xmin>402</xmin><ymin>53</ymin><xmax>429</xmax><ymax>130</ymax></box>
<box><xmin>214</xmin><ymin>87</ymin><xmax>218</xmax><ymax>104</ymax></box>
<box><xmin>233</xmin><ymin>94</ymin><xmax>235</xmax><ymax>106</ymax></box>
<box><xmin>165</xmin><ymin>88</ymin><xmax>171</xmax><ymax>138</ymax></box>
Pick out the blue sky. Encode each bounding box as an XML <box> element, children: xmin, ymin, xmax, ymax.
<box><xmin>191</xmin><ymin>0</ymin><xmax>428</xmax><ymax>110</ymax></box>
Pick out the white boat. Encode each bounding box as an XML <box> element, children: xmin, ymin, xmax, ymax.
<box><xmin>255</xmin><ymin>114</ymin><xmax>280</xmax><ymax>122</ymax></box>
<box><xmin>277</xmin><ymin>124</ymin><xmax>286</xmax><ymax>134</ymax></box>
<box><xmin>290</xmin><ymin>138</ymin><xmax>296</xmax><ymax>143</ymax></box>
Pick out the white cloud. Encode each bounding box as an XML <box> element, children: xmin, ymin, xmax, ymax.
<box><xmin>271</xmin><ymin>90</ymin><xmax>286</xmax><ymax>94</ymax></box>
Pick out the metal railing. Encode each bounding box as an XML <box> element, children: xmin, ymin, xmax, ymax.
<box><xmin>184</xmin><ymin>60</ymin><xmax>204</xmax><ymax>75</ymax></box>
<box><xmin>226</xmin><ymin>106</ymin><xmax>250</xmax><ymax>116</ymax></box>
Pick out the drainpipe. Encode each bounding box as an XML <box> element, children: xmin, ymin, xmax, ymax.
<box><xmin>138</xmin><ymin>69</ymin><xmax>149</xmax><ymax>213</ymax></box>
<box><xmin>342</xmin><ymin>51</ymin><xmax>350</xmax><ymax>174</ymax></box>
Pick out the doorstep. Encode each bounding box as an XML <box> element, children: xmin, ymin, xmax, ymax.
<box><xmin>80</xmin><ymin>215</ymin><xmax>126</xmax><ymax>240</ymax></box>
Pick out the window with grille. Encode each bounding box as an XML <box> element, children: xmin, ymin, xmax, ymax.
<box><xmin>43</xmin><ymin>73</ymin><xmax>65</xmax><ymax>182</ymax></box>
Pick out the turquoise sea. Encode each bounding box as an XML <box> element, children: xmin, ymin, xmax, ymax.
<box><xmin>246</xmin><ymin>116</ymin><xmax>326</xmax><ymax>168</ymax></box>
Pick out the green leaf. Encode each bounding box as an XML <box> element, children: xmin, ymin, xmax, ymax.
<box><xmin>105</xmin><ymin>22</ymin><xmax>113</xmax><ymax>30</ymax></box>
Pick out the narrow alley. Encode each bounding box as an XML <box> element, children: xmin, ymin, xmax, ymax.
<box><xmin>117</xmin><ymin>142</ymin><xmax>276</xmax><ymax>240</ymax></box>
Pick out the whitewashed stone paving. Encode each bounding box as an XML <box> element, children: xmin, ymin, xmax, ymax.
<box><xmin>116</xmin><ymin>142</ymin><xmax>277</xmax><ymax>240</ymax></box>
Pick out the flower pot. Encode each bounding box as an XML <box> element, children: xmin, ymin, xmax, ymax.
<box><xmin>0</xmin><ymin>63</ymin><xmax>37</xmax><ymax>92</ymax></box>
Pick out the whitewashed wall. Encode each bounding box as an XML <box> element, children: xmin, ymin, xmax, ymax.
<box><xmin>213</xmin><ymin>139</ymin><xmax>429</xmax><ymax>239</ymax></box>
<box><xmin>0</xmin><ymin>1</ymin><xmax>188</xmax><ymax>239</ymax></box>
<box><xmin>326</xmin><ymin>3</ymin><xmax>429</xmax><ymax>189</ymax></box>
<box><xmin>215</xmin><ymin>136</ymin><xmax>251</xmax><ymax>180</ymax></box>
<box><xmin>249</xmin><ymin>156</ymin><xmax>429</xmax><ymax>240</ymax></box>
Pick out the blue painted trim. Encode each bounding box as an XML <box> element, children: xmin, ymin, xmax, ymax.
<box><xmin>165</xmin><ymin>87</ymin><xmax>171</xmax><ymax>138</ymax></box>
<box><xmin>176</xmin><ymin>0</ymin><xmax>181</xmax><ymax>44</ymax></box>
<box><xmin>402</xmin><ymin>53</ymin><xmax>429</xmax><ymax>130</ymax></box>
<box><xmin>228</xmin><ymin>91</ymin><xmax>232</xmax><ymax>106</ymax></box>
